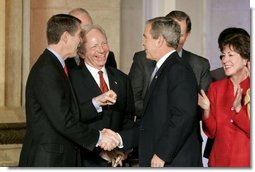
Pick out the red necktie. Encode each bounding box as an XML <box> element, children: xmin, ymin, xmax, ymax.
<box><xmin>98</xmin><ymin>71</ymin><xmax>108</xmax><ymax>93</ymax></box>
<box><xmin>64</xmin><ymin>65</ymin><xmax>69</xmax><ymax>78</ymax></box>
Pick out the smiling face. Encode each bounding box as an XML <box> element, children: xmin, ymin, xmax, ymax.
<box><xmin>221</xmin><ymin>45</ymin><xmax>248</xmax><ymax>77</ymax></box>
<box><xmin>83</xmin><ymin>28</ymin><xmax>109</xmax><ymax>69</ymax></box>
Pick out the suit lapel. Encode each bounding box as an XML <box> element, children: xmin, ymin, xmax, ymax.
<box><xmin>143</xmin><ymin>52</ymin><xmax>180</xmax><ymax>112</ymax></box>
<box><xmin>106</xmin><ymin>68</ymin><xmax>119</xmax><ymax>93</ymax></box>
<box><xmin>81</xmin><ymin>64</ymin><xmax>102</xmax><ymax>94</ymax></box>
<box><xmin>44</xmin><ymin>49</ymin><xmax>80</xmax><ymax>114</ymax></box>
<box><xmin>181</xmin><ymin>49</ymin><xmax>192</xmax><ymax>65</ymax></box>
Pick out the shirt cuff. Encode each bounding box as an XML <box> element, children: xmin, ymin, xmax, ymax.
<box><xmin>116</xmin><ymin>133</ymin><xmax>124</xmax><ymax>148</ymax></box>
<box><xmin>92</xmin><ymin>98</ymin><xmax>102</xmax><ymax>113</ymax></box>
<box><xmin>96</xmin><ymin>130</ymin><xmax>102</xmax><ymax>147</ymax></box>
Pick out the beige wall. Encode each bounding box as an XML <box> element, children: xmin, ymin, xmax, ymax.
<box><xmin>120</xmin><ymin>0</ymin><xmax>144</xmax><ymax>73</ymax></box>
<box><xmin>120</xmin><ymin>0</ymin><xmax>205</xmax><ymax>73</ymax></box>
<box><xmin>175</xmin><ymin>0</ymin><xmax>205</xmax><ymax>57</ymax></box>
<box><xmin>30</xmin><ymin>0</ymin><xmax>121</xmax><ymax>67</ymax></box>
<box><xmin>0</xmin><ymin>0</ymin><xmax>23</xmax><ymax>108</ymax></box>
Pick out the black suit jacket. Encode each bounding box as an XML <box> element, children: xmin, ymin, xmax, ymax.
<box><xmin>181</xmin><ymin>49</ymin><xmax>212</xmax><ymax>91</ymax></box>
<box><xmin>69</xmin><ymin>62</ymin><xmax>135</xmax><ymax>166</ymax></box>
<box><xmin>19</xmin><ymin>49</ymin><xmax>100</xmax><ymax>167</ymax></box>
<box><xmin>210</xmin><ymin>67</ymin><xmax>226</xmax><ymax>82</ymax></box>
<box><xmin>128</xmin><ymin>50</ymin><xmax>156</xmax><ymax>121</ymax></box>
<box><xmin>122</xmin><ymin>52</ymin><xmax>202</xmax><ymax>167</ymax></box>
<box><xmin>129</xmin><ymin>50</ymin><xmax>211</xmax><ymax>121</ymax></box>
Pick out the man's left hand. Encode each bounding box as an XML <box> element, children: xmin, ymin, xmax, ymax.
<box><xmin>151</xmin><ymin>154</ymin><xmax>165</xmax><ymax>167</ymax></box>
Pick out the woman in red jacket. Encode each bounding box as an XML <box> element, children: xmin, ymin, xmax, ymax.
<box><xmin>198</xmin><ymin>28</ymin><xmax>250</xmax><ymax>167</ymax></box>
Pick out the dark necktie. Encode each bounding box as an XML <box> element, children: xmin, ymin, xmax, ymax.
<box><xmin>64</xmin><ymin>65</ymin><xmax>69</xmax><ymax>78</ymax></box>
<box><xmin>98</xmin><ymin>71</ymin><xmax>109</xmax><ymax>93</ymax></box>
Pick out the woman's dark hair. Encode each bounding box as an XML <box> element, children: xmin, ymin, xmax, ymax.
<box><xmin>219</xmin><ymin>28</ymin><xmax>250</xmax><ymax>61</ymax></box>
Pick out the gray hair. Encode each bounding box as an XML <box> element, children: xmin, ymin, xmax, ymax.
<box><xmin>146</xmin><ymin>17</ymin><xmax>180</xmax><ymax>49</ymax></box>
<box><xmin>78</xmin><ymin>24</ymin><xmax>108</xmax><ymax>55</ymax></box>
<box><xmin>69</xmin><ymin>8</ymin><xmax>93</xmax><ymax>24</ymax></box>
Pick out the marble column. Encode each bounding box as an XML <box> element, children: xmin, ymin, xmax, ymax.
<box><xmin>0</xmin><ymin>0</ymin><xmax>6</xmax><ymax>107</ymax></box>
<box><xmin>5</xmin><ymin>0</ymin><xmax>23</xmax><ymax>107</ymax></box>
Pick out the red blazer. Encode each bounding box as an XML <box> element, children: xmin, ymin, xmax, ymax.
<box><xmin>202</xmin><ymin>77</ymin><xmax>250</xmax><ymax>167</ymax></box>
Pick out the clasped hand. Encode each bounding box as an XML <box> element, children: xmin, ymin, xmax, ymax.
<box><xmin>95</xmin><ymin>90</ymin><xmax>117</xmax><ymax>106</ymax></box>
<box><xmin>100</xmin><ymin>149</ymin><xmax>130</xmax><ymax>167</ymax></box>
<box><xmin>97</xmin><ymin>128</ymin><xmax>121</xmax><ymax>151</ymax></box>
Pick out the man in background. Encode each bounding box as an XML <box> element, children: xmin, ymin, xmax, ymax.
<box><xmin>65</xmin><ymin>8</ymin><xmax>117</xmax><ymax>69</ymax></box>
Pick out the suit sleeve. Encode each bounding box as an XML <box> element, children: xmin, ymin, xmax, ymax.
<box><xmin>106</xmin><ymin>51</ymin><xmax>117</xmax><ymax>68</ymax></box>
<box><xmin>232</xmin><ymin>107</ymin><xmax>250</xmax><ymax>137</ymax></box>
<box><xmin>121</xmin><ymin>76</ymin><xmax>136</xmax><ymax>129</ymax></box>
<box><xmin>154</xmin><ymin>64</ymin><xmax>199</xmax><ymax>163</ymax></box>
<box><xmin>128</xmin><ymin>53</ymin><xmax>144</xmax><ymax>118</ymax></box>
<box><xmin>34</xmin><ymin>66</ymin><xmax>99</xmax><ymax>151</ymax></box>
<box><xmin>199</xmin><ymin>59</ymin><xmax>212</xmax><ymax>92</ymax></box>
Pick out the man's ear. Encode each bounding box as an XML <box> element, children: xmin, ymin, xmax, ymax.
<box><xmin>61</xmin><ymin>31</ymin><xmax>69</xmax><ymax>43</ymax></box>
<box><xmin>156</xmin><ymin>35</ymin><xmax>165</xmax><ymax>47</ymax></box>
<box><xmin>186</xmin><ymin>31</ymin><xmax>191</xmax><ymax>38</ymax></box>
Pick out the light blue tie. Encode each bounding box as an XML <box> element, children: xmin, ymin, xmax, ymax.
<box><xmin>149</xmin><ymin>66</ymin><xmax>158</xmax><ymax>85</ymax></box>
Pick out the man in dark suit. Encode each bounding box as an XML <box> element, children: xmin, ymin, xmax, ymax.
<box><xmin>120</xmin><ymin>17</ymin><xmax>202</xmax><ymax>167</ymax></box>
<box><xmin>129</xmin><ymin>11</ymin><xmax>211</xmax><ymax>124</ymax></box>
<box><xmin>69</xmin><ymin>24</ymin><xmax>135</xmax><ymax>167</ymax></box>
<box><xmin>19</xmin><ymin>14</ymin><xmax>120</xmax><ymax>167</ymax></box>
<box><xmin>128</xmin><ymin>51</ymin><xmax>155</xmax><ymax>123</ymax></box>
<box><xmin>166</xmin><ymin>11</ymin><xmax>211</xmax><ymax>92</ymax></box>
<box><xmin>65</xmin><ymin>8</ymin><xmax>117</xmax><ymax>70</ymax></box>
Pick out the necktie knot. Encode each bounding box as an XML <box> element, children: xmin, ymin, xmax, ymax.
<box><xmin>98</xmin><ymin>71</ymin><xmax>109</xmax><ymax>93</ymax></box>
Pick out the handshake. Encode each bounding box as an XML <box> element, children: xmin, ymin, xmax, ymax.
<box><xmin>97</xmin><ymin>128</ymin><xmax>131</xmax><ymax>167</ymax></box>
<box><xmin>97</xmin><ymin>128</ymin><xmax>121</xmax><ymax>151</ymax></box>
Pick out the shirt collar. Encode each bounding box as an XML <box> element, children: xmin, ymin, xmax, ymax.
<box><xmin>85</xmin><ymin>63</ymin><xmax>107</xmax><ymax>78</ymax></box>
<box><xmin>178</xmin><ymin>49</ymin><xmax>183</xmax><ymax>57</ymax></box>
<box><xmin>156</xmin><ymin>50</ymin><xmax>176</xmax><ymax>69</ymax></box>
<box><xmin>47</xmin><ymin>47</ymin><xmax>65</xmax><ymax>68</ymax></box>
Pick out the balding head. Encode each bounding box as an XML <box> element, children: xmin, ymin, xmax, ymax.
<box><xmin>69</xmin><ymin>8</ymin><xmax>93</xmax><ymax>27</ymax></box>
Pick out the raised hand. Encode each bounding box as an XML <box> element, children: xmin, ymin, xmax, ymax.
<box><xmin>198</xmin><ymin>89</ymin><xmax>210</xmax><ymax>119</ymax></box>
<box><xmin>94</xmin><ymin>90</ymin><xmax>117</xmax><ymax>106</ymax></box>
<box><xmin>198</xmin><ymin>89</ymin><xmax>210</xmax><ymax>110</ymax></box>
<box><xmin>232</xmin><ymin>85</ymin><xmax>243</xmax><ymax>113</ymax></box>
<box><xmin>97</xmin><ymin>129</ymin><xmax>120</xmax><ymax>151</ymax></box>
<box><xmin>151</xmin><ymin>154</ymin><xmax>165</xmax><ymax>167</ymax></box>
